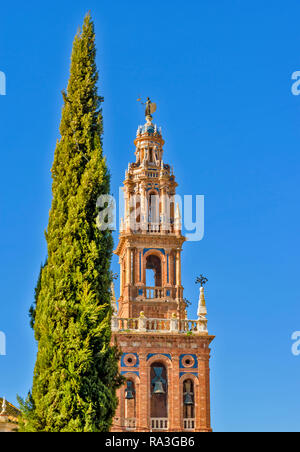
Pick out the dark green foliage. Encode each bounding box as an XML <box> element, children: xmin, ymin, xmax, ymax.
<box><xmin>19</xmin><ymin>13</ymin><xmax>123</xmax><ymax>432</ymax></box>
<box><xmin>29</xmin><ymin>260</ymin><xmax>47</xmax><ymax>329</ymax></box>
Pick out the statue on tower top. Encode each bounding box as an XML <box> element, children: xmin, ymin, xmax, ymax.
<box><xmin>137</xmin><ymin>96</ymin><xmax>157</xmax><ymax>122</ymax></box>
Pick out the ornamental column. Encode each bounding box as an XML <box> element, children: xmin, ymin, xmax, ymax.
<box><xmin>176</xmin><ymin>248</ymin><xmax>182</xmax><ymax>300</ymax></box>
<box><xmin>126</xmin><ymin>247</ymin><xmax>131</xmax><ymax>286</ymax></box>
<box><xmin>137</xmin><ymin>353</ymin><xmax>149</xmax><ymax>432</ymax></box>
<box><xmin>141</xmin><ymin>184</ymin><xmax>147</xmax><ymax>232</ymax></box>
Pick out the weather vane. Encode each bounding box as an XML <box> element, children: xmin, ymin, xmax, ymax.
<box><xmin>137</xmin><ymin>96</ymin><xmax>157</xmax><ymax>121</ymax></box>
<box><xmin>195</xmin><ymin>275</ymin><xmax>208</xmax><ymax>287</ymax></box>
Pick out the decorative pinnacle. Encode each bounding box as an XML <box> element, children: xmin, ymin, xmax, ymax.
<box><xmin>174</xmin><ymin>203</ymin><xmax>182</xmax><ymax>232</ymax></box>
<box><xmin>175</xmin><ymin>203</ymin><xmax>181</xmax><ymax>220</ymax></box>
<box><xmin>197</xmin><ymin>285</ymin><xmax>207</xmax><ymax>317</ymax></box>
<box><xmin>196</xmin><ymin>275</ymin><xmax>208</xmax><ymax>318</ymax></box>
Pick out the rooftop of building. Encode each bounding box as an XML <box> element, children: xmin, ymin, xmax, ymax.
<box><xmin>0</xmin><ymin>398</ymin><xmax>21</xmax><ymax>420</ymax></box>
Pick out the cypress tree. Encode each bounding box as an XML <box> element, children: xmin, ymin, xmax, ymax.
<box><xmin>29</xmin><ymin>260</ymin><xmax>47</xmax><ymax>329</ymax></box>
<box><xmin>19</xmin><ymin>13</ymin><xmax>123</xmax><ymax>432</ymax></box>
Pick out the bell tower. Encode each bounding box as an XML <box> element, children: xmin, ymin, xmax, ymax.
<box><xmin>111</xmin><ymin>100</ymin><xmax>214</xmax><ymax>432</ymax></box>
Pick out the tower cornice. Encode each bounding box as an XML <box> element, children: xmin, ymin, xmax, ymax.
<box><xmin>114</xmin><ymin>233</ymin><xmax>186</xmax><ymax>257</ymax></box>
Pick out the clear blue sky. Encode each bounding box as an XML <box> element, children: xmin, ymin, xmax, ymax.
<box><xmin>0</xmin><ymin>0</ymin><xmax>300</xmax><ymax>432</ymax></box>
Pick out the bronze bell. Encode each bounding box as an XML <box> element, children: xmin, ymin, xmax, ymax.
<box><xmin>184</xmin><ymin>392</ymin><xmax>193</xmax><ymax>405</ymax></box>
<box><xmin>125</xmin><ymin>381</ymin><xmax>135</xmax><ymax>400</ymax></box>
<box><xmin>125</xmin><ymin>389</ymin><xmax>134</xmax><ymax>400</ymax></box>
<box><xmin>153</xmin><ymin>381</ymin><xmax>165</xmax><ymax>394</ymax></box>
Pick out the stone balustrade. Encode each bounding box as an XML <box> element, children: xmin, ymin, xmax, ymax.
<box><xmin>151</xmin><ymin>418</ymin><xmax>168</xmax><ymax>430</ymax></box>
<box><xmin>183</xmin><ymin>418</ymin><xmax>195</xmax><ymax>430</ymax></box>
<box><xmin>111</xmin><ymin>315</ymin><xmax>208</xmax><ymax>334</ymax></box>
<box><xmin>136</xmin><ymin>286</ymin><xmax>176</xmax><ymax>300</ymax></box>
<box><xmin>124</xmin><ymin>418</ymin><xmax>136</xmax><ymax>430</ymax></box>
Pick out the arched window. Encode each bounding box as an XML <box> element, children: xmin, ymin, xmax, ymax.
<box><xmin>146</xmin><ymin>254</ymin><xmax>162</xmax><ymax>287</ymax></box>
<box><xmin>183</xmin><ymin>379</ymin><xmax>194</xmax><ymax>419</ymax></box>
<box><xmin>124</xmin><ymin>380</ymin><xmax>136</xmax><ymax>430</ymax></box>
<box><xmin>150</xmin><ymin>363</ymin><xmax>168</xmax><ymax>429</ymax></box>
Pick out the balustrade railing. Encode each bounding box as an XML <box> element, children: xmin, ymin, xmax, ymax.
<box><xmin>151</xmin><ymin>418</ymin><xmax>168</xmax><ymax>431</ymax></box>
<box><xmin>146</xmin><ymin>287</ymin><xmax>163</xmax><ymax>299</ymax></box>
<box><xmin>124</xmin><ymin>418</ymin><xmax>136</xmax><ymax>430</ymax></box>
<box><xmin>113</xmin><ymin>318</ymin><xmax>139</xmax><ymax>331</ymax></box>
<box><xmin>179</xmin><ymin>319</ymin><xmax>199</xmax><ymax>332</ymax></box>
<box><xmin>146</xmin><ymin>318</ymin><xmax>170</xmax><ymax>332</ymax></box>
<box><xmin>137</xmin><ymin>287</ymin><xmax>175</xmax><ymax>300</ymax></box>
<box><xmin>183</xmin><ymin>418</ymin><xmax>195</xmax><ymax>430</ymax></box>
<box><xmin>113</xmin><ymin>417</ymin><xmax>136</xmax><ymax>430</ymax></box>
<box><xmin>123</xmin><ymin>222</ymin><xmax>175</xmax><ymax>234</ymax></box>
<box><xmin>111</xmin><ymin>315</ymin><xmax>207</xmax><ymax>334</ymax></box>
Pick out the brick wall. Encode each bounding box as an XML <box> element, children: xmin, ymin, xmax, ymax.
<box><xmin>111</xmin><ymin>332</ymin><xmax>213</xmax><ymax>432</ymax></box>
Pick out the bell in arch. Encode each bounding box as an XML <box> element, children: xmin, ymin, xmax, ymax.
<box><xmin>125</xmin><ymin>380</ymin><xmax>135</xmax><ymax>400</ymax></box>
<box><xmin>151</xmin><ymin>367</ymin><xmax>166</xmax><ymax>395</ymax></box>
<box><xmin>184</xmin><ymin>392</ymin><xmax>193</xmax><ymax>405</ymax></box>
<box><xmin>183</xmin><ymin>380</ymin><xmax>194</xmax><ymax>405</ymax></box>
<box><xmin>153</xmin><ymin>381</ymin><xmax>165</xmax><ymax>394</ymax></box>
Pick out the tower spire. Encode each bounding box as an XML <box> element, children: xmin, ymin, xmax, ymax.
<box><xmin>111</xmin><ymin>106</ymin><xmax>214</xmax><ymax>433</ymax></box>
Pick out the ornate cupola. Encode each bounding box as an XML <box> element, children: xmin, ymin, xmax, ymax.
<box><xmin>111</xmin><ymin>99</ymin><xmax>214</xmax><ymax>433</ymax></box>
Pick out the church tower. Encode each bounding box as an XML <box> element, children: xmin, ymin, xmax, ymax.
<box><xmin>111</xmin><ymin>100</ymin><xmax>214</xmax><ymax>432</ymax></box>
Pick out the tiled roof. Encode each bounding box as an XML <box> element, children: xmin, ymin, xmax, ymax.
<box><xmin>0</xmin><ymin>398</ymin><xmax>20</xmax><ymax>420</ymax></box>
